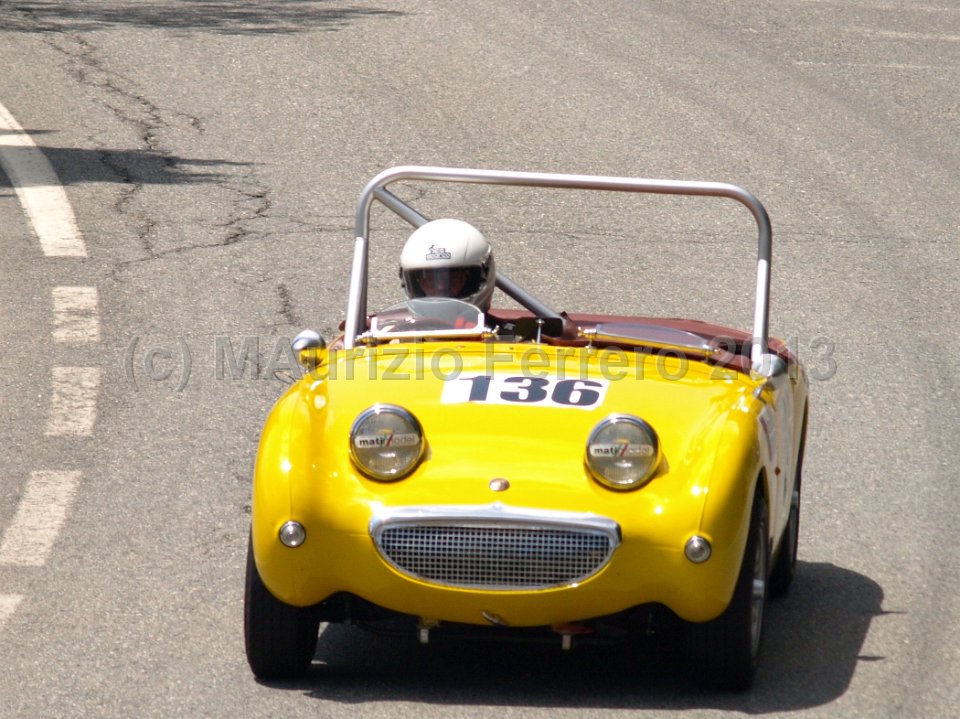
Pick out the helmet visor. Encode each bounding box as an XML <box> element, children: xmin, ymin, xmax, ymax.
<box><xmin>405</xmin><ymin>267</ymin><xmax>484</xmax><ymax>301</ymax></box>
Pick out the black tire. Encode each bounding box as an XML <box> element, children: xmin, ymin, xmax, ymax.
<box><xmin>687</xmin><ymin>487</ymin><xmax>769</xmax><ymax>690</ymax></box>
<box><xmin>769</xmin><ymin>410</ymin><xmax>806</xmax><ymax>597</ymax></box>
<box><xmin>244</xmin><ymin>535</ymin><xmax>320</xmax><ymax>680</ymax></box>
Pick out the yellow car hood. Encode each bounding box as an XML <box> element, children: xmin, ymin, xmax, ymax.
<box><xmin>270</xmin><ymin>342</ymin><xmax>761</xmax><ymax>532</ymax></box>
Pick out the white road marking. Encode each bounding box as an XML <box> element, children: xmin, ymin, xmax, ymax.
<box><xmin>0</xmin><ymin>106</ymin><xmax>96</xmax><ymax>636</ymax></box>
<box><xmin>52</xmin><ymin>287</ymin><xmax>100</xmax><ymax>344</ymax></box>
<box><xmin>0</xmin><ymin>471</ymin><xmax>81</xmax><ymax>567</ymax></box>
<box><xmin>0</xmin><ymin>101</ymin><xmax>86</xmax><ymax>257</ymax></box>
<box><xmin>0</xmin><ymin>595</ymin><xmax>25</xmax><ymax>631</ymax></box>
<box><xmin>45</xmin><ymin>367</ymin><xmax>100</xmax><ymax>437</ymax></box>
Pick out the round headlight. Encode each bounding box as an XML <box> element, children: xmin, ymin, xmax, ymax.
<box><xmin>585</xmin><ymin>415</ymin><xmax>660</xmax><ymax>490</ymax></box>
<box><xmin>350</xmin><ymin>405</ymin><xmax>424</xmax><ymax>480</ymax></box>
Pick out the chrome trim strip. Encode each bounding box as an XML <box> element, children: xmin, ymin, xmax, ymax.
<box><xmin>370</xmin><ymin>504</ymin><xmax>622</xmax><ymax>541</ymax></box>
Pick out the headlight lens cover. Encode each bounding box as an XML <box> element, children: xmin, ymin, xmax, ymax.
<box><xmin>585</xmin><ymin>414</ymin><xmax>660</xmax><ymax>490</ymax></box>
<box><xmin>350</xmin><ymin>404</ymin><xmax>424</xmax><ymax>480</ymax></box>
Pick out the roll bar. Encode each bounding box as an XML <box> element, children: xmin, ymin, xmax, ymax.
<box><xmin>345</xmin><ymin>166</ymin><xmax>772</xmax><ymax>365</ymax></box>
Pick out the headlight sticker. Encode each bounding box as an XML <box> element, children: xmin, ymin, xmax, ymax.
<box><xmin>354</xmin><ymin>431</ymin><xmax>421</xmax><ymax>449</ymax></box>
<box><xmin>588</xmin><ymin>442</ymin><xmax>655</xmax><ymax>458</ymax></box>
<box><xmin>441</xmin><ymin>374</ymin><xmax>609</xmax><ymax>409</ymax></box>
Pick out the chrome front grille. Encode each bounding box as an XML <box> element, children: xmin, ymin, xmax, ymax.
<box><xmin>370</xmin><ymin>506</ymin><xmax>620</xmax><ymax>591</ymax></box>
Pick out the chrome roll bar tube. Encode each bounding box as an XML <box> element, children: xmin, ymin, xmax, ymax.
<box><xmin>346</xmin><ymin>166</ymin><xmax>772</xmax><ymax>366</ymax></box>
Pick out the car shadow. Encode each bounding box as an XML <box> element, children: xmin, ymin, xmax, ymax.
<box><xmin>2</xmin><ymin>2</ymin><xmax>405</xmax><ymax>35</ymax></box>
<box><xmin>257</xmin><ymin>561</ymin><xmax>885</xmax><ymax>712</ymax></box>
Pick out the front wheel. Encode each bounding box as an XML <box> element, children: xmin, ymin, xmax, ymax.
<box><xmin>687</xmin><ymin>488</ymin><xmax>769</xmax><ymax>690</ymax></box>
<box><xmin>244</xmin><ymin>535</ymin><xmax>320</xmax><ymax>680</ymax></box>
<box><xmin>770</xmin><ymin>410</ymin><xmax>806</xmax><ymax>597</ymax></box>
<box><xmin>768</xmin><ymin>479</ymin><xmax>799</xmax><ymax>597</ymax></box>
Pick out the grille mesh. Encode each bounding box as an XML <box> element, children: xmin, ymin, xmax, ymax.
<box><xmin>375</xmin><ymin>523</ymin><xmax>614</xmax><ymax>590</ymax></box>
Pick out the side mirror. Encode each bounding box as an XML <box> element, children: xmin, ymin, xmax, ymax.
<box><xmin>292</xmin><ymin>330</ymin><xmax>326</xmax><ymax>372</ymax></box>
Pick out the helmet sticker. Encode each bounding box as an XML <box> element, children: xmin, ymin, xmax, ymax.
<box><xmin>425</xmin><ymin>245</ymin><xmax>452</xmax><ymax>261</ymax></box>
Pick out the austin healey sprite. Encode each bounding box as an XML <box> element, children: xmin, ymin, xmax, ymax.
<box><xmin>244</xmin><ymin>166</ymin><xmax>809</xmax><ymax>689</ymax></box>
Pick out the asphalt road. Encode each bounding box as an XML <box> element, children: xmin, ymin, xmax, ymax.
<box><xmin>1</xmin><ymin>1</ymin><xmax>958</xmax><ymax>716</ymax></box>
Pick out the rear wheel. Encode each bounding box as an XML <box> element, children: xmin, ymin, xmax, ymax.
<box><xmin>687</xmin><ymin>488</ymin><xmax>769</xmax><ymax>690</ymax></box>
<box><xmin>244</xmin><ymin>535</ymin><xmax>320</xmax><ymax>680</ymax></box>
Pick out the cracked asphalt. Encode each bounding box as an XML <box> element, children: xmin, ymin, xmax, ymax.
<box><xmin>1</xmin><ymin>1</ymin><xmax>959</xmax><ymax>717</ymax></box>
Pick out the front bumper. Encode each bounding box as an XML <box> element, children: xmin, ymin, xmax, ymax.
<box><xmin>252</xmin><ymin>500</ymin><xmax>746</xmax><ymax>625</ymax></box>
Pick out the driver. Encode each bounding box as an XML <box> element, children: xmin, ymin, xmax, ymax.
<box><xmin>399</xmin><ymin>219</ymin><xmax>495</xmax><ymax>312</ymax></box>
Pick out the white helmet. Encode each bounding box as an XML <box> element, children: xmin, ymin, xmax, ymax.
<box><xmin>399</xmin><ymin>219</ymin><xmax>496</xmax><ymax>310</ymax></box>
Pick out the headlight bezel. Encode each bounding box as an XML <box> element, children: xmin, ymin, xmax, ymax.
<box><xmin>349</xmin><ymin>404</ymin><xmax>425</xmax><ymax>480</ymax></box>
<box><xmin>585</xmin><ymin>414</ymin><xmax>661</xmax><ymax>491</ymax></box>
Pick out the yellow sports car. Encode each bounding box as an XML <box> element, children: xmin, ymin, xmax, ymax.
<box><xmin>244</xmin><ymin>167</ymin><xmax>809</xmax><ymax>690</ymax></box>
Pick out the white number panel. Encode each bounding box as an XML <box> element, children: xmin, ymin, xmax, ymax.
<box><xmin>441</xmin><ymin>375</ymin><xmax>609</xmax><ymax>410</ymax></box>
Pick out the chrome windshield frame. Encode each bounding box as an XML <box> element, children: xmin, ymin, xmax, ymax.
<box><xmin>346</xmin><ymin>166</ymin><xmax>772</xmax><ymax>365</ymax></box>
